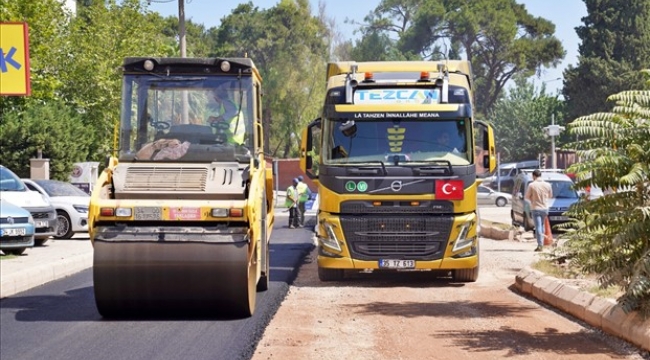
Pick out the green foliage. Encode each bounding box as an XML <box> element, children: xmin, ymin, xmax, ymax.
<box><xmin>559</xmin><ymin>69</ymin><xmax>650</xmax><ymax>317</ymax></box>
<box><xmin>488</xmin><ymin>76</ymin><xmax>565</xmax><ymax>162</ymax></box>
<box><xmin>563</xmin><ymin>0</ymin><xmax>650</xmax><ymax>120</ymax></box>
<box><xmin>2</xmin><ymin>0</ymin><xmax>172</xmax><ymax>170</ymax></box>
<box><xmin>355</xmin><ymin>0</ymin><xmax>565</xmax><ymax>114</ymax></box>
<box><xmin>0</xmin><ymin>102</ymin><xmax>94</xmax><ymax>180</ymax></box>
<box><xmin>213</xmin><ymin>0</ymin><xmax>330</xmax><ymax>158</ymax></box>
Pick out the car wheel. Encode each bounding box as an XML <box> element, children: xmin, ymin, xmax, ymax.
<box><xmin>34</xmin><ymin>237</ymin><xmax>49</xmax><ymax>246</ymax></box>
<box><xmin>55</xmin><ymin>210</ymin><xmax>74</xmax><ymax>239</ymax></box>
<box><xmin>495</xmin><ymin>197</ymin><xmax>507</xmax><ymax>207</ymax></box>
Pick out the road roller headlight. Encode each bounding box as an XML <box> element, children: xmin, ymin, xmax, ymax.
<box><xmin>452</xmin><ymin>221</ymin><xmax>474</xmax><ymax>252</ymax></box>
<box><xmin>318</xmin><ymin>221</ymin><xmax>341</xmax><ymax>252</ymax></box>
<box><xmin>211</xmin><ymin>208</ymin><xmax>229</xmax><ymax>217</ymax></box>
<box><xmin>115</xmin><ymin>207</ymin><xmax>132</xmax><ymax>217</ymax></box>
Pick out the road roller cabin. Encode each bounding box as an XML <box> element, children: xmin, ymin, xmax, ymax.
<box><xmin>89</xmin><ymin>57</ymin><xmax>274</xmax><ymax>318</ymax></box>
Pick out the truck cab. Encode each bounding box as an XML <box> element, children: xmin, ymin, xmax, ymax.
<box><xmin>301</xmin><ymin>60</ymin><xmax>496</xmax><ymax>282</ymax></box>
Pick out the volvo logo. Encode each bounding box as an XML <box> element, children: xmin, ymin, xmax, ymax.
<box><xmin>390</xmin><ymin>181</ymin><xmax>403</xmax><ymax>192</ymax></box>
<box><xmin>7</xmin><ymin>217</ymin><xmax>14</xmax><ymax>224</ymax></box>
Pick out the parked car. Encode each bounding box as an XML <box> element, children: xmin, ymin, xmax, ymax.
<box><xmin>0</xmin><ymin>199</ymin><xmax>35</xmax><ymax>255</ymax></box>
<box><xmin>511</xmin><ymin>170</ymin><xmax>580</xmax><ymax>232</ymax></box>
<box><xmin>0</xmin><ymin>165</ymin><xmax>57</xmax><ymax>246</ymax></box>
<box><xmin>477</xmin><ymin>185</ymin><xmax>511</xmax><ymax>207</ymax></box>
<box><xmin>483</xmin><ymin>160</ymin><xmax>540</xmax><ymax>193</ymax></box>
<box><xmin>22</xmin><ymin>179</ymin><xmax>90</xmax><ymax>239</ymax></box>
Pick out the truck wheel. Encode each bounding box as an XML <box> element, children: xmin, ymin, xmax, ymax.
<box><xmin>55</xmin><ymin>210</ymin><xmax>74</xmax><ymax>239</ymax></box>
<box><xmin>318</xmin><ymin>266</ymin><xmax>344</xmax><ymax>281</ymax></box>
<box><xmin>4</xmin><ymin>248</ymin><xmax>26</xmax><ymax>255</ymax></box>
<box><xmin>257</xmin><ymin>192</ymin><xmax>270</xmax><ymax>292</ymax></box>
<box><xmin>453</xmin><ymin>266</ymin><xmax>479</xmax><ymax>282</ymax></box>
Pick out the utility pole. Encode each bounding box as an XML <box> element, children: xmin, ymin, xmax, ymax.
<box><xmin>178</xmin><ymin>0</ymin><xmax>186</xmax><ymax>58</ymax></box>
<box><xmin>178</xmin><ymin>0</ymin><xmax>189</xmax><ymax>123</ymax></box>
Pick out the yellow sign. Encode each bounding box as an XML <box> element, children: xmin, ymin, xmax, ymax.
<box><xmin>0</xmin><ymin>22</ymin><xmax>31</xmax><ymax>96</ymax></box>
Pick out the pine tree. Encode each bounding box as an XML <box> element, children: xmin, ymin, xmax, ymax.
<box><xmin>563</xmin><ymin>0</ymin><xmax>650</xmax><ymax>120</ymax></box>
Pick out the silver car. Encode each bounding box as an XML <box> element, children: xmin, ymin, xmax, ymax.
<box><xmin>477</xmin><ymin>185</ymin><xmax>511</xmax><ymax>207</ymax></box>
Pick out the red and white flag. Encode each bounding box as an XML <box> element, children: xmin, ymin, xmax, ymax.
<box><xmin>435</xmin><ymin>179</ymin><xmax>464</xmax><ymax>200</ymax></box>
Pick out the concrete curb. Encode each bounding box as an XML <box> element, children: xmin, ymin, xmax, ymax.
<box><xmin>0</xmin><ymin>253</ymin><xmax>93</xmax><ymax>299</ymax></box>
<box><xmin>515</xmin><ymin>266</ymin><xmax>650</xmax><ymax>352</ymax></box>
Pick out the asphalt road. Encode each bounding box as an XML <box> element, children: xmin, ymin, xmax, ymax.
<box><xmin>0</xmin><ymin>215</ymin><xmax>314</xmax><ymax>360</ymax></box>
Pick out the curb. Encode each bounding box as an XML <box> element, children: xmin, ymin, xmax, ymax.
<box><xmin>0</xmin><ymin>253</ymin><xmax>93</xmax><ymax>299</ymax></box>
<box><xmin>515</xmin><ymin>266</ymin><xmax>650</xmax><ymax>352</ymax></box>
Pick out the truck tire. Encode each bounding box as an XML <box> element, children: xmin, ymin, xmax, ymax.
<box><xmin>453</xmin><ymin>266</ymin><xmax>479</xmax><ymax>282</ymax></box>
<box><xmin>318</xmin><ymin>266</ymin><xmax>344</xmax><ymax>281</ymax></box>
<box><xmin>256</xmin><ymin>192</ymin><xmax>270</xmax><ymax>292</ymax></box>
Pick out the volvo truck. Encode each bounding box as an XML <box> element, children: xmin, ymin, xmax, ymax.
<box><xmin>300</xmin><ymin>60</ymin><xmax>496</xmax><ymax>282</ymax></box>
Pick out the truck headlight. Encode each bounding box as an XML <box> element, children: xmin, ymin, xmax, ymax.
<box><xmin>452</xmin><ymin>221</ymin><xmax>474</xmax><ymax>252</ymax></box>
<box><xmin>318</xmin><ymin>221</ymin><xmax>341</xmax><ymax>252</ymax></box>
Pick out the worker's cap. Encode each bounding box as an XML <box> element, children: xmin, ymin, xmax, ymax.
<box><xmin>298</xmin><ymin>175</ymin><xmax>304</xmax><ymax>181</ymax></box>
<box><xmin>292</xmin><ymin>178</ymin><xmax>299</xmax><ymax>185</ymax></box>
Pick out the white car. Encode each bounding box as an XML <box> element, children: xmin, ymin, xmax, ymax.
<box><xmin>1</xmin><ymin>165</ymin><xmax>57</xmax><ymax>246</ymax></box>
<box><xmin>22</xmin><ymin>179</ymin><xmax>89</xmax><ymax>239</ymax></box>
<box><xmin>477</xmin><ymin>185</ymin><xmax>511</xmax><ymax>207</ymax></box>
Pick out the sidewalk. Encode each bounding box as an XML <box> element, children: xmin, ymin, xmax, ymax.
<box><xmin>1</xmin><ymin>236</ymin><xmax>93</xmax><ymax>298</ymax></box>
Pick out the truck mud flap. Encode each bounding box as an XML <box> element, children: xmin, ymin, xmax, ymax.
<box><xmin>93</xmin><ymin>236</ymin><xmax>256</xmax><ymax>319</ymax></box>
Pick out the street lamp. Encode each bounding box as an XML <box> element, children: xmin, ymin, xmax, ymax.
<box><xmin>541</xmin><ymin>77</ymin><xmax>563</xmax><ymax>169</ymax></box>
<box><xmin>543</xmin><ymin>114</ymin><xmax>565</xmax><ymax>169</ymax></box>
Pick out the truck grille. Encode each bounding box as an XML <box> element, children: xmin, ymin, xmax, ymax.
<box><xmin>124</xmin><ymin>167</ymin><xmax>207</xmax><ymax>191</ymax></box>
<box><xmin>340</xmin><ymin>215</ymin><xmax>453</xmax><ymax>260</ymax></box>
<box><xmin>341</xmin><ymin>200</ymin><xmax>453</xmax><ymax>214</ymax></box>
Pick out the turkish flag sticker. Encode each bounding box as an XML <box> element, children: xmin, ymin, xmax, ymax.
<box><xmin>435</xmin><ymin>179</ymin><xmax>464</xmax><ymax>200</ymax></box>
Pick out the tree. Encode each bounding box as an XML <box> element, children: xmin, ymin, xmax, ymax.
<box><xmin>563</xmin><ymin>0</ymin><xmax>650</xmax><ymax>120</ymax></box>
<box><xmin>488</xmin><ymin>76</ymin><xmax>566</xmax><ymax>163</ymax></box>
<box><xmin>58</xmin><ymin>0</ymin><xmax>170</xmax><ymax>159</ymax></box>
<box><xmin>559</xmin><ymin>69</ymin><xmax>650</xmax><ymax>317</ymax></box>
<box><xmin>212</xmin><ymin>0</ymin><xmax>330</xmax><ymax>158</ymax></box>
<box><xmin>355</xmin><ymin>0</ymin><xmax>565</xmax><ymax>115</ymax></box>
<box><xmin>0</xmin><ymin>102</ymin><xmax>94</xmax><ymax>180</ymax></box>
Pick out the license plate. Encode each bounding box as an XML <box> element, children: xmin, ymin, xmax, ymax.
<box><xmin>134</xmin><ymin>207</ymin><xmax>162</xmax><ymax>221</ymax></box>
<box><xmin>1</xmin><ymin>228</ymin><xmax>26</xmax><ymax>236</ymax></box>
<box><xmin>379</xmin><ymin>259</ymin><xmax>415</xmax><ymax>269</ymax></box>
<box><xmin>35</xmin><ymin>220</ymin><xmax>48</xmax><ymax>228</ymax></box>
<box><xmin>549</xmin><ymin>216</ymin><xmax>568</xmax><ymax>221</ymax></box>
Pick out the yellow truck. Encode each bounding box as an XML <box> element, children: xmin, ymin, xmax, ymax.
<box><xmin>300</xmin><ymin>60</ymin><xmax>496</xmax><ymax>282</ymax></box>
<box><xmin>89</xmin><ymin>57</ymin><xmax>274</xmax><ymax>317</ymax></box>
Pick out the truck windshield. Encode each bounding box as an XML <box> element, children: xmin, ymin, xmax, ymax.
<box><xmin>118</xmin><ymin>75</ymin><xmax>254</xmax><ymax>163</ymax></box>
<box><xmin>323</xmin><ymin>118</ymin><xmax>471</xmax><ymax>166</ymax></box>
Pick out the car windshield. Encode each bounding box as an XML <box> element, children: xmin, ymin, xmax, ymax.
<box><xmin>548</xmin><ymin>180</ymin><xmax>579</xmax><ymax>199</ymax></box>
<box><xmin>323</xmin><ymin>118</ymin><xmax>470</xmax><ymax>165</ymax></box>
<box><xmin>35</xmin><ymin>180</ymin><xmax>89</xmax><ymax>197</ymax></box>
<box><xmin>0</xmin><ymin>167</ymin><xmax>26</xmax><ymax>192</ymax></box>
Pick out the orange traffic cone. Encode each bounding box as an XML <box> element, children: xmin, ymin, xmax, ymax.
<box><xmin>543</xmin><ymin>216</ymin><xmax>553</xmax><ymax>246</ymax></box>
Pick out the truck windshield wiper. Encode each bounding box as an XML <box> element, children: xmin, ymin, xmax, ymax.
<box><xmin>345</xmin><ymin>161</ymin><xmax>387</xmax><ymax>176</ymax></box>
<box><xmin>413</xmin><ymin>160</ymin><xmax>453</xmax><ymax>176</ymax></box>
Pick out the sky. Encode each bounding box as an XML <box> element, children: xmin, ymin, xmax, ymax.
<box><xmin>150</xmin><ymin>0</ymin><xmax>587</xmax><ymax>95</ymax></box>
